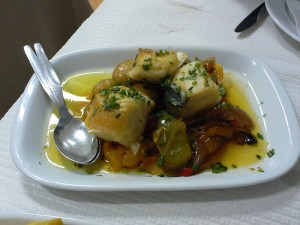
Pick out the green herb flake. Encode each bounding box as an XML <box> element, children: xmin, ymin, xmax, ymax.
<box><xmin>169</xmin><ymin>61</ymin><xmax>175</xmax><ymax>65</ymax></box>
<box><xmin>143</xmin><ymin>64</ymin><xmax>151</xmax><ymax>71</ymax></box>
<box><xmin>217</xmin><ymin>101</ymin><xmax>231</xmax><ymax>107</ymax></box>
<box><xmin>256</xmin><ymin>155</ymin><xmax>262</xmax><ymax>160</ymax></box>
<box><xmin>157</xmin><ymin>156</ymin><xmax>165</xmax><ymax>167</ymax></box>
<box><xmin>211</xmin><ymin>74</ymin><xmax>218</xmax><ymax>83</ymax></box>
<box><xmin>93</xmin><ymin>107</ymin><xmax>99</xmax><ymax>116</ymax></box>
<box><xmin>100</xmin><ymin>89</ymin><xmax>109</xmax><ymax>96</ymax></box>
<box><xmin>155</xmin><ymin>49</ymin><xmax>170</xmax><ymax>56</ymax></box>
<box><xmin>219</xmin><ymin>85</ymin><xmax>226</xmax><ymax>96</ymax></box>
<box><xmin>231</xmin><ymin>164</ymin><xmax>237</xmax><ymax>168</ymax></box>
<box><xmin>267</xmin><ymin>149</ymin><xmax>275</xmax><ymax>158</ymax></box>
<box><xmin>103</xmin><ymin>96</ymin><xmax>120</xmax><ymax>111</ymax></box>
<box><xmin>192</xmin><ymin>165</ymin><xmax>200</xmax><ymax>171</ymax></box>
<box><xmin>142</xmin><ymin>57</ymin><xmax>153</xmax><ymax>71</ymax></box>
<box><xmin>211</xmin><ymin>162</ymin><xmax>228</xmax><ymax>173</ymax></box>
<box><xmin>263</xmin><ymin>114</ymin><xmax>267</xmax><ymax>117</ymax></box>
<box><xmin>192</xmin><ymin>81</ymin><xmax>197</xmax><ymax>86</ymax></box>
<box><xmin>257</xmin><ymin>132</ymin><xmax>264</xmax><ymax>140</ymax></box>
<box><xmin>258</xmin><ymin>167</ymin><xmax>265</xmax><ymax>173</ymax></box>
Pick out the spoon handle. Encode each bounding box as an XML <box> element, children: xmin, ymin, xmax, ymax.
<box><xmin>24</xmin><ymin>44</ymin><xmax>71</xmax><ymax>118</ymax></box>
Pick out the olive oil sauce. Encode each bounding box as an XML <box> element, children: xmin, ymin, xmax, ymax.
<box><xmin>44</xmin><ymin>72</ymin><xmax>267</xmax><ymax>174</ymax></box>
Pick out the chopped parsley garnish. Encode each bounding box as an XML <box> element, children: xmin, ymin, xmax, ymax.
<box><xmin>143</xmin><ymin>57</ymin><xmax>152</xmax><ymax>71</ymax></box>
<box><xmin>211</xmin><ymin>162</ymin><xmax>228</xmax><ymax>173</ymax></box>
<box><xmin>219</xmin><ymin>85</ymin><xmax>226</xmax><ymax>96</ymax></box>
<box><xmin>256</xmin><ymin>155</ymin><xmax>262</xmax><ymax>160</ymax></box>
<box><xmin>120</xmin><ymin>87</ymin><xmax>146</xmax><ymax>101</ymax></box>
<box><xmin>93</xmin><ymin>107</ymin><xmax>99</xmax><ymax>116</ymax></box>
<box><xmin>100</xmin><ymin>86</ymin><xmax>147</xmax><ymax>112</ymax></box>
<box><xmin>258</xmin><ymin>167</ymin><xmax>264</xmax><ymax>172</ymax></box>
<box><xmin>217</xmin><ymin>101</ymin><xmax>231</xmax><ymax>107</ymax></box>
<box><xmin>157</xmin><ymin>156</ymin><xmax>165</xmax><ymax>166</ymax></box>
<box><xmin>267</xmin><ymin>149</ymin><xmax>275</xmax><ymax>158</ymax></box>
<box><xmin>257</xmin><ymin>132</ymin><xmax>264</xmax><ymax>140</ymax></box>
<box><xmin>192</xmin><ymin>165</ymin><xmax>200</xmax><ymax>171</ymax></box>
<box><xmin>143</xmin><ymin>64</ymin><xmax>151</xmax><ymax>71</ymax></box>
<box><xmin>103</xmin><ymin>96</ymin><xmax>120</xmax><ymax>111</ymax></box>
<box><xmin>231</xmin><ymin>164</ymin><xmax>237</xmax><ymax>168</ymax></box>
<box><xmin>211</xmin><ymin>74</ymin><xmax>218</xmax><ymax>83</ymax></box>
<box><xmin>155</xmin><ymin>49</ymin><xmax>170</xmax><ymax>56</ymax></box>
<box><xmin>178</xmin><ymin>62</ymin><xmax>209</xmax><ymax>87</ymax></box>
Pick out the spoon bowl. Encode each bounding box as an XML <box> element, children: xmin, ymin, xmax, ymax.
<box><xmin>54</xmin><ymin>116</ymin><xmax>100</xmax><ymax>164</ymax></box>
<box><xmin>24</xmin><ymin>43</ymin><xmax>100</xmax><ymax>165</ymax></box>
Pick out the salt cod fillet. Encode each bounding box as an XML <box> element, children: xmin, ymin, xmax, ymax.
<box><xmin>84</xmin><ymin>86</ymin><xmax>155</xmax><ymax>147</ymax></box>
<box><xmin>127</xmin><ymin>48</ymin><xmax>179</xmax><ymax>82</ymax></box>
<box><xmin>172</xmin><ymin>61</ymin><xmax>221</xmax><ymax>118</ymax></box>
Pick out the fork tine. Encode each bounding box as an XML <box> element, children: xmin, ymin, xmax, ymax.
<box><xmin>24</xmin><ymin>45</ymin><xmax>61</xmax><ymax>107</ymax></box>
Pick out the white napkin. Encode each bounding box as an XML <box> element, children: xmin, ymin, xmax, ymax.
<box><xmin>286</xmin><ymin>0</ymin><xmax>300</xmax><ymax>35</ymax></box>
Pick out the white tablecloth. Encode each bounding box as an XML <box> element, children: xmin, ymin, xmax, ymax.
<box><xmin>1</xmin><ymin>0</ymin><xmax>300</xmax><ymax>224</ymax></box>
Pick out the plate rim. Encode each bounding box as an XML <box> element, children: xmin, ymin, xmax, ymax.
<box><xmin>10</xmin><ymin>45</ymin><xmax>300</xmax><ymax>191</ymax></box>
<box><xmin>265</xmin><ymin>0</ymin><xmax>300</xmax><ymax>42</ymax></box>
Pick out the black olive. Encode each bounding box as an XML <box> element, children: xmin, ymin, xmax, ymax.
<box><xmin>234</xmin><ymin>132</ymin><xmax>257</xmax><ymax>145</ymax></box>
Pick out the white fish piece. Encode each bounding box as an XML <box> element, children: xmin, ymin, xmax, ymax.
<box><xmin>127</xmin><ymin>48</ymin><xmax>179</xmax><ymax>82</ymax></box>
<box><xmin>172</xmin><ymin>61</ymin><xmax>221</xmax><ymax>118</ymax></box>
<box><xmin>176</xmin><ymin>51</ymin><xmax>188</xmax><ymax>68</ymax></box>
<box><xmin>85</xmin><ymin>86</ymin><xmax>155</xmax><ymax>147</ymax></box>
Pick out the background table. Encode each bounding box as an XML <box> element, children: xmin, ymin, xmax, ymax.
<box><xmin>1</xmin><ymin>0</ymin><xmax>300</xmax><ymax>224</ymax></box>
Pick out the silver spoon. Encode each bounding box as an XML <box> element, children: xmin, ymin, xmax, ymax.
<box><xmin>24</xmin><ymin>43</ymin><xmax>100</xmax><ymax>165</ymax></box>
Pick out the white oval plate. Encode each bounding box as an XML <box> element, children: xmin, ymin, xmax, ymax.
<box><xmin>11</xmin><ymin>46</ymin><xmax>300</xmax><ymax>191</ymax></box>
<box><xmin>0</xmin><ymin>213</ymin><xmax>98</xmax><ymax>225</ymax></box>
<box><xmin>265</xmin><ymin>0</ymin><xmax>300</xmax><ymax>42</ymax></box>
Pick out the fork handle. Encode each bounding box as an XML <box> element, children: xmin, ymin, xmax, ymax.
<box><xmin>24</xmin><ymin>45</ymin><xmax>71</xmax><ymax>118</ymax></box>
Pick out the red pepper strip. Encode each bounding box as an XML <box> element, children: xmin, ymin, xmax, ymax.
<box><xmin>180</xmin><ymin>167</ymin><xmax>193</xmax><ymax>177</ymax></box>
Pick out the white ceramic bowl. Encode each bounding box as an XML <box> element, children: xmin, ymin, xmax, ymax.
<box><xmin>10</xmin><ymin>46</ymin><xmax>300</xmax><ymax>191</ymax></box>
